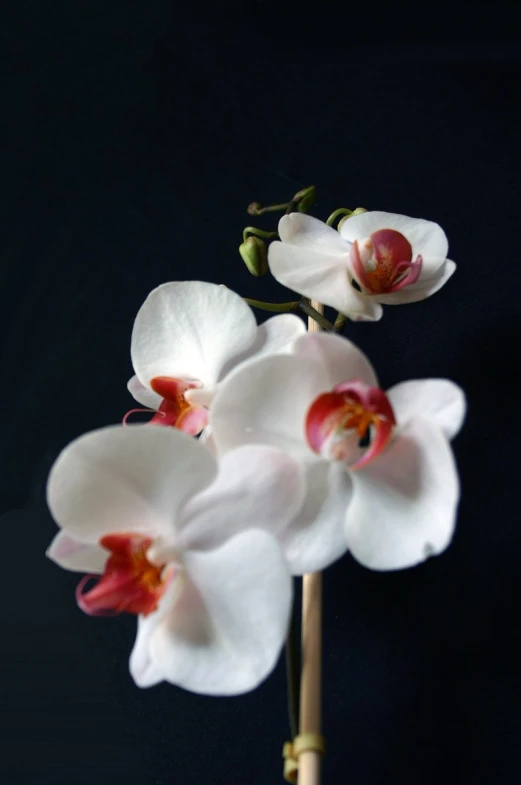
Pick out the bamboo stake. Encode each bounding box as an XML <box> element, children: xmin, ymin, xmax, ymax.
<box><xmin>298</xmin><ymin>301</ymin><xmax>324</xmax><ymax>785</ymax></box>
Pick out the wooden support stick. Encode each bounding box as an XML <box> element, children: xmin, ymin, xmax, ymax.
<box><xmin>298</xmin><ymin>300</ymin><xmax>324</xmax><ymax>785</ymax></box>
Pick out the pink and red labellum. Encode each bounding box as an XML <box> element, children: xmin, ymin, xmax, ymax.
<box><xmin>349</xmin><ymin>229</ymin><xmax>423</xmax><ymax>295</ymax></box>
<box><xmin>76</xmin><ymin>533</ymin><xmax>172</xmax><ymax>617</ymax></box>
<box><xmin>306</xmin><ymin>378</ymin><xmax>396</xmax><ymax>469</ymax></box>
<box><xmin>124</xmin><ymin>376</ymin><xmax>208</xmax><ymax>435</ymax></box>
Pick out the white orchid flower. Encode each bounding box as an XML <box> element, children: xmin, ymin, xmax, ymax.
<box><xmin>210</xmin><ymin>332</ymin><xmax>465</xmax><ymax>572</ymax></box>
<box><xmin>126</xmin><ymin>281</ymin><xmax>305</xmax><ymax>434</ymax></box>
<box><xmin>46</xmin><ymin>424</ymin><xmax>305</xmax><ymax>695</ymax></box>
<box><xmin>268</xmin><ymin>211</ymin><xmax>456</xmax><ymax>322</ymax></box>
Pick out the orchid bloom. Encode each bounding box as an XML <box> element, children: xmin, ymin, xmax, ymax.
<box><xmin>126</xmin><ymin>281</ymin><xmax>305</xmax><ymax>434</ymax></box>
<box><xmin>268</xmin><ymin>211</ymin><xmax>456</xmax><ymax>322</ymax></box>
<box><xmin>46</xmin><ymin>424</ymin><xmax>305</xmax><ymax>694</ymax></box>
<box><xmin>209</xmin><ymin>332</ymin><xmax>465</xmax><ymax>572</ymax></box>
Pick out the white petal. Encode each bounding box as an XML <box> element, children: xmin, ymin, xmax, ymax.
<box><xmin>148</xmin><ymin>530</ymin><xmax>292</xmax><ymax>695</ymax></box>
<box><xmin>345</xmin><ymin>418</ymin><xmax>460</xmax><ymax>571</ymax></box>
<box><xmin>46</xmin><ymin>531</ymin><xmax>107</xmax><ymax>573</ymax></box>
<box><xmin>177</xmin><ymin>445</ymin><xmax>306</xmax><ymax>553</ymax></box>
<box><xmin>228</xmin><ymin>313</ymin><xmax>306</xmax><ymax>372</ymax></box>
<box><xmin>130</xmin><ymin>616</ymin><xmax>165</xmax><ymax>688</ymax></box>
<box><xmin>268</xmin><ymin>242</ymin><xmax>382</xmax><ymax>320</ymax></box>
<box><xmin>281</xmin><ymin>460</ymin><xmax>352</xmax><ymax>574</ymax></box>
<box><xmin>131</xmin><ymin>281</ymin><xmax>257</xmax><ymax>389</ymax></box>
<box><xmin>339</xmin><ymin>211</ymin><xmax>449</xmax><ymax>261</ymax></box>
<box><xmin>46</xmin><ymin>424</ymin><xmax>217</xmax><ymax>544</ymax></box>
<box><xmin>387</xmin><ymin>379</ymin><xmax>466</xmax><ymax>440</ymax></box>
<box><xmin>293</xmin><ymin>332</ymin><xmax>378</xmax><ymax>388</ymax></box>
<box><xmin>129</xmin><ymin>577</ymin><xmax>184</xmax><ymax>688</ymax></box>
<box><xmin>278</xmin><ymin>213</ymin><xmax>351</xmax><ymax>254</ymax></box>
<box><xmin>198</xmin><ymin>426</ymin><xmax>216</xmax><ymax>454</ymax></box>
<box><xmin>126</xmin><ymin>375</ymin><xmax>162</xmax><ymax>409</ymax></box>
<box><xmin>183</xmin><ymin>386</ymin><xmax>215</xmax><ymax>408</ymax></box>
<box><xmin>375</xmin><ymin>260</ymin><xmax>456</xmax><ymax>305</ymax></box>
<box><xmin>210</xmin><ymin>354</ymin><xmax>324</xmax><ymax>458</ymax></box>
<box><xmin>209</xmin><ymin>313</ymin><xmax>307</xmax><ymax>393</ymax></box>
<box><xmin>253</xmin><ymin>313</ymin><xmax>306</xmax><ymax>355</ymax></box>
<box><xmin>351</xmin><ymin>299</ymin><xmax>384</xmax><ymax>321</ymax></box>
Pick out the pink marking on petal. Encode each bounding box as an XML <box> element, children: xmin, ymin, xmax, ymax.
<box><xmin>52</xmin><ymin>534</ymin><xmax>89</xmax><ymax>561</ymax></box>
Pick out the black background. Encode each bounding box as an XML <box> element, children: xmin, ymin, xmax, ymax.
<box><xmin>2</xmin><ymin>3</ymin><xmax>520</xmax><ymax>784</ymax></box>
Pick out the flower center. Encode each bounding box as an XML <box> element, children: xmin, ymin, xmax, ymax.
<box><xmin>305</xmin><ymin>378</ymin><xmax>396</xmax><ymax>469</ymax></box>
<box><xmin>76</xmin><ymin>533</ymin><xmax>172</xmax><ymax>617</ymax></box>
<box><xmin>149</xmin><ymin>376</ymin><xmax>209</xmax><ymax>435</ymax></box>
<box><xmin>349</xmin><ymin>229</ymin><xmax>423</xmax><ymax>295</ymax></box>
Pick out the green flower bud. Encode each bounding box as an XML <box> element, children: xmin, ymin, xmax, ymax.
<box><xmin>295</xmin><ymin>185</ymin><xmax>317</xmax><ymax>213</ymax></box>
<box><xmin>247</xmin><ymin>202</ymin><xmax>263</xmax><ymax>216</ymax></box>
<box><xmin>239</xmin><ymin>236</ymin><xmax>269</xmax><ymax>277</ymax></box>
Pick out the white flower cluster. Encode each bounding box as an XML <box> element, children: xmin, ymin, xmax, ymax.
<box><xmin>46</xmin><ymin>210</ymin><xmax>464</xmax><ymax>696</ymax></box>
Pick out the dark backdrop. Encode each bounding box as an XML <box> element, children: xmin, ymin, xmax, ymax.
<box><xmin>1</xmin><ymin>3</ymin><xmax>520</xmax><ymax>784</ymax></box>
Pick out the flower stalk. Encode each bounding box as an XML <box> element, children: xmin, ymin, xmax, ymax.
<box><xmin>247</xmin><ymin>186</ymin><xmax>316</xmax><ymax>217</ymax></box>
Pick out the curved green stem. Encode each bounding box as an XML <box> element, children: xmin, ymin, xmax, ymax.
<box><xmin>248</xmin><ymin>201</ymin><xmax>291</xmax><ymax>216</ymax></box>
<box><xmin>326</xmin><ymin>208</ymin><xmax>353</xmax><ymax>227</ymax></box>
<box><xmin>242</xmin><ymin>226</ymin><xmax>279</xmax><ymax>243</ymax></box>
<box><xmin>247</xmin><ymin>186</ymin><xmax>316</xmax><ymax>218</ymax></box>
<box><xmin>243</xmin><ymin>297</ymin><xmax>299</xmax><ymax>313</ymax></box>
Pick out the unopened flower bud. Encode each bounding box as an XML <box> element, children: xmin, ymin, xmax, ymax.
<box><xmin>239</xmin><ymin>236</ymin><xmax>269</xmax><ymax>276</ymax></box>
<box><xmin>295</xmin><ymin>185</ymin><xmax>317</xmax><ymax>213</ymax></box>
<box><xmin>247</xmin><ymin>202</ymin><xmax>263</xmax><ymax>216</ymax></box>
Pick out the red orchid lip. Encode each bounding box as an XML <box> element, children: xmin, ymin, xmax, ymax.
<box><xmin>305</xmin><ymin>378</ymin><xmax>396</xmax><ymax>469</ymax></box>
<box><xmin>349</xmin><ymin>229</ymin><xmax>422</xmax><ymax>295</ymax></box>
<box><xmin>149</xmin><ymin>376</ymin><xmax>199</xmax><ymax>400</ymax></box>
<box><xmin>123</xmin><ymin>376</ymin><xmax>208</xmax><ymax>435</ymax></box>
<box><xmin>76</xmin><ymin>533</ymin><xmax>171</xmax><ymax>617</ymax></box>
